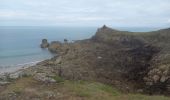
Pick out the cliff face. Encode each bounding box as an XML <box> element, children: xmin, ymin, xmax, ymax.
<box><xmin>45</xmin><ymin>25</ymin><xmax>170</xmax><ymax>94</ymax></box>
<box><xmin>141</xmin><ymin>28</ymin><xmax>170</xmax><ymax>94</ymax></box>
<box><xmin>93</xmin><ymin>26</ymin><xmax>170</xmax><ymax>94</ymax></box>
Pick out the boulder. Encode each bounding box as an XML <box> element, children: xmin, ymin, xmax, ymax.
<box><xmin>41</xmin><ymin>39</ymin><xmax>49</xmax><ymax>48</ymax></box>
<box><xmin>34</xmin><ymin>73</ymin><xmax>56</xmax><ymax>83</ymax></box>
<box><xmin>152</xmin><ymin>75</ymin><xmax>160</xmax><ymax>83</ymax></box>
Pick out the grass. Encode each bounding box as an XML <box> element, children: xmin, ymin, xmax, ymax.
<box><xmin>52</xmin><ymin>75</ymin><xmax>65</xmax><ymax>83</ymax></box>
<box><xmin>64</xmin><ymin>80</ymin><xmax>121</xmax><ymax>98</ymax></box>
<box><xmin>64</xmin><ymin>80</ymin><xmax>170</xmax><ymax>100</ymax></box>
<box><xmin>0</xmin><ymin>76</ymin><xmax>170</xmax><ymax>100</ymax></box>
<box><xmin>115</xmin><ymin>94</ymin><xmax>170</xmax><ymax>100</ymax></box>
<box><xmin>2</xmin><ymin>77</ymin><xmax>36</xmax><ymax>94</ymax></box>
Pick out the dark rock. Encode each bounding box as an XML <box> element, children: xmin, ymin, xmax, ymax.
<box><xmin>64</xmin><ymin>39</ymin><xmax>68</xmax><ymax>43</ymax></box>
<box><xmin>41</xmin><ymin>39</ymin><xmax>49</xmax><ymax>48</ymax></box>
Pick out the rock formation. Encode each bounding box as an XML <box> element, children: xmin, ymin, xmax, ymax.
<box><xmin>64</xmin><ymin>39</ymin><xmax>68</xmax><ymax>43</ymax></box>
<box><xmin>40</xmin><ymin>39</ymin><xmax>49</xmax><ymax>48</ymax></box>
<box><xmin>48</xmin><ymin>41</ymin><xmax>62</xmax><ymax>53</ymax></box>
<box><xmin>42</xmin><ymin>25</ymin><xmax>170</xmax><ymax>94</ymax></box>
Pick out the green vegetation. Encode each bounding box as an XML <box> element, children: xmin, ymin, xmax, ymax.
<box><xmin>64</xmin><ymin>80</ymin><xmax>120</xmax><ymax>97</ymax></box>
<box><xmin>2</xmin><ymin>77</ymin><xmax>36</xmax><ymax>94</ymax></box>
<box><xmin>0</xmin><ymin>76</ymin><xmax>169</xmax><ymax>100</ymax></box>
<box><xmin>52</xmin><ymin>75</ymin><xmax>65</xmax><ymax>83</ymax></box>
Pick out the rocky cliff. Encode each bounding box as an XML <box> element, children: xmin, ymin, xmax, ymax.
<box><xmin>41</xmin><ymin>25</ymin><xmax>170</xmax><ymax>94</ymax></box>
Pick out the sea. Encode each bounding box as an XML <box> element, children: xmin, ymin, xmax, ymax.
<box><xmin>0</xmin><ymin>26</ymin><xmax>163</xmax><ymax>73</ymax></box>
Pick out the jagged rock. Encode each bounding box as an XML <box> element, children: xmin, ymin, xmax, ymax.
<box><xmin>41</xmin><ymin>39</ymin><xmax>49</xmax><ymax>48</ymax></box>
<box><xmin>34</xmin><ymin>73</ymin><xmax>56</xmax><ymax>83</ymax></box>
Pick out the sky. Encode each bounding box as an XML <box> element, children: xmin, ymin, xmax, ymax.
<box><xmin>0</xmin><ymin>0</ymin><xmax>170</xmax><ymax>27</ymax></box>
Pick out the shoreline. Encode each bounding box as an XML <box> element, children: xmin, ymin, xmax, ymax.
<box><xmin>0</xmin><ymin>60</ymin><xmax>43</xmax><ymax>75</ymax></box>
<box><xmin>0</xmin><ymin>53</ymin><xmax>56</xmax><ymax>75</ymax></box>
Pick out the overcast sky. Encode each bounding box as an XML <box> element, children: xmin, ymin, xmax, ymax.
<box><xmin>0</xmin><ymin>0</ymin><xmax>170</xmax><ymax>27</ymax></box>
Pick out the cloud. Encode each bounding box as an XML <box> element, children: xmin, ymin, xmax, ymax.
<box><xmin>0</xmin><ymin>0</ymin><xmax>170</xmax><ymax>27</ymax></box>
<box><xmin>168</xmin><ymin>19</ymin><xmax>170</xmax><ymax>23</ymax></box>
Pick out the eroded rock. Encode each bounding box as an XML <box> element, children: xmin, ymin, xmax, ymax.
<box><xmin>41</xmin><ymin>39</ymin><xmax>49</xmax><ymax>48</ymax></box>
<box><xmin>34</xmin><ymin>73</ymin><xmax>56</xmax><ymax>83</ymax></box>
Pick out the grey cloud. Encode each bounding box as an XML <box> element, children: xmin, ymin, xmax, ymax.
<box><xmin>0</xmin><ymin>0</ymin><xmax>170</xmax><ymax>27</ymax></box>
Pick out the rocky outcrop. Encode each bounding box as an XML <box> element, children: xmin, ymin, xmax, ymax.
<box><xmin>38</xmin><ymin>26</ymin><xmax>156</xmax><ymax>91</ymax></box>
<box><xmin>14</xmin><ymin>25</ymin><xmax>170</xmax><ymax>95</ymax></box>
<box><xmin>53</xmin><ymin>26</ymin><xmax>170</xmax><ymax>94</ymax></box>
<box><xmin>40</xmin><ymin>39</ymin><xmax>49</xmax><ymax>48</ymax></box>
<box><xmin>48</xmin><ymin>41</ymin><xmax>62</xmax><ymax>53</ymax></box>
<box><xmin>33</xmin><ymin>73</ymin><xmax>56</xmax><ymax>83</ymax></box>
<box><xmin>143</xmin><ymin>60</ymin><xmax>170</xmax><ymax>94</ymax></box>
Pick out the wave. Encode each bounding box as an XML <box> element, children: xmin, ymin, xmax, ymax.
<box><xmin>0</xmin><ymin>60</ymin><xmax>44</xmax><ymax>74</ymax></box>
<box><xmin>0</xmin><ymin>60</ymin><xmax>42</xmax><ymax>69</ymax></box>
<box><xmin>16</xmin><ymin>60</ymin><xmax>42</xmax><ymax>66</ymax></box>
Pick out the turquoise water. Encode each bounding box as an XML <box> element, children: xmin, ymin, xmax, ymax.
<box><xmin>0</xmin><ymin>26</ymin><xmax>97</xmax><ymax>68</ymax></box>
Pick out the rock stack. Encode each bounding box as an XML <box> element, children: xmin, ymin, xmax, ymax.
<box><xmin>40</xmin><ymin>39</ymin><xmax>49</xmax><ymax>48</ymax></box>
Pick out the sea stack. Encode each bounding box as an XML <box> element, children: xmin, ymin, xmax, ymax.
<box><xmin>40</xmin><ymin>39</ymin><xmax>49</xmax><ymax>48</ymax></box>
